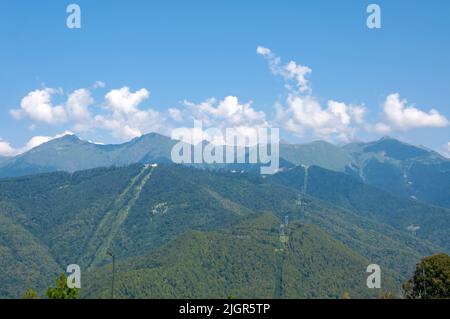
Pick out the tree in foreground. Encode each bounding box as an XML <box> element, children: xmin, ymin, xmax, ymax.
<box><xmin>22</xmin><ymin>289</ymin><xmax>39</xmax><ymax>299</ymax></box>
<box><xmin>340</xmin><ymin>292</ymin><xmax>350</xmax><ymax>299</ymax></box>
<box><xmin>403</xmin><ymin>253</ymin><xmax>450</xmax><ymax>299</ymax></box>
<box><xmin>45</xmin><ymin>273</ymin><xmax>79</xmax><ymax>299</ymax></box>
<box><xmin>378</xmin><ymin>291</ymin><xmax>397</xmax><ymax>299</ymax></box>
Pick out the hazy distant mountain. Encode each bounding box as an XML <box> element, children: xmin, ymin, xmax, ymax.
<box><xmin>0</xmin><ymin>156</ymin><xmax>8</xmax><ymax>165</ymax></box>
<box><xmin>0</xmin><ymin>133</ymin><xmax>176</xmax><ymax>178</ymax></box>
<box><xmin>343</xmin><ymin>137</ymin><xmax>450</xmax><ymax>208</ymax></box>
<box><xmin>280</xmin><ymin>141</ymin><xmax>353</xmax><ymax>171</ymax></box>
<box><xmin>270</xmin><ymin>137</ymin><xmax>450</xmax><ymax>209</ymax></box>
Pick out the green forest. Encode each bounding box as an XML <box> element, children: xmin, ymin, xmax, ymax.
<box><xmin>0</xmin><ymin>163</ymin><xmax>448</xmax><ymax>298</ymax></box>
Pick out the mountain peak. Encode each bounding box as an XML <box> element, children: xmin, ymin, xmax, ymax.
<box><xmin>131</xmin><ymin>132</ymin><xmax>170</xmax><ymax>142</ymax></box>
<box><xmin>48</xmin><ymin>133</ymin><xmax>85</xmax><ymax>145</ymax></box>
<box><xmin>365</xmin><ymin>137</ymin><xmax>430</xmax><ymax>160</ymax></box>
<box><xmin>379</xmin><ymin>136</ymin><xmax>396</xmax><ymax>141</ymax></box>
<box><xmin>58</xmin><ymin>133</ymin><xmax>79</xmax><ymax>140</ymax></box>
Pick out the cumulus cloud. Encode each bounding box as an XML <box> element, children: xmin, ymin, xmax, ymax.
<box><xmin>168</xmin><ymin>96</ymin><xmax>270</xmax><ymax>145</ymax></box>
<box><xmin>10</xmin><ymin>86</ymin><xmax>166</xmax><ymax>142</ymax></box>
<box><xmin>95</xmin><ymin>87</ymin><xmax>165</xmax><ymax>140</ymax></box>
<box><xmin>258</xmin><ymin>46</ymin><xmax>449</xmax><ymax>141</ymax></box>
<box><xmin>66</xmin><ymin>89</ymin><xmax>94</xmax><ymax>123</ymax></box>
<box><xmin>10</xmin><ymin>50</ymin><xmax>448</xmax><ymax>148</ymax></box>
<box><xmin>277</xmin><ymin>94</ymin><xmax>365</xmax><ymax>141</ymax></box>
<box><xmin>10</xmin><ymin>87</ymin><xmax>94</xmax><ymax>128</ymax></box>
<box><xmin>104</xmin><ymin>87</ymin><xmax>150</xmax><ymax>114</ymax></box>
<box><xmin>184</xmin><ymin>96</ymin><xmax>268</xmax><ymax>128</ymax></box>
<box><xmin>374</xmin><ymin>93</ymin><xmax>449</xmax><ymax>132</ymax></box>
<box><xmin>259</xmin><ymin>46</ymin><xmax>365</xmax><ymax>142</ymax></box>
<box><xmin>95</xmin><ymin>109</ymin><xmax>165</xmax><ymax>141</ymax></box>
<box><xmin>10</xmin><ymin>88</ymin><xmax>67</xmax><ymax>124</ymax></box>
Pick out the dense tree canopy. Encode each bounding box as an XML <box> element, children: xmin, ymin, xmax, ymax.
<box><xmin>46</xmin><ymin>274</ymin><xmax>79</xmax><ymax>299</ymax></box>
<box><xmin>403</xmin><ymin>253</ymin><xmax>450</xmax><ymax>299</ymax></box>
<box><xmin>0</xmin><ymin>164</ymin><xmax>448</xmax><ymax>298</ymax></box>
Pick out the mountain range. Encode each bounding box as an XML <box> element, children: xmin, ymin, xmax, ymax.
<box><xmin>0</xmin><ymin>133</ymin><xmax>449</xmax><ymax>208</ymax></box>
<box><xmin>0</xmin><ymin>133</ymin><xmax>448</xmax><ymax>298</ymax></box>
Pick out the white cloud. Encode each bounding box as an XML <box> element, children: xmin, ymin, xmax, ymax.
<box><xmin>10</xmin><ymin>88</ymin><xmax>67</xmax><ymax>124</ymax></box>
<box><xmin>66</xmin><ymin>89</ymin><xmax>93</xmax><ymax>122</ymax></box>
<box><xmin>376</xmin><ymin>93</ymin><xmax>449</xmax><ymax>131</ymax></box>
<box><xmin>257</xmin><ymin>45</ymin><xmax>312</xmax><ymax>93</ymax></box>
<box><xmin>23</xmin><ymin>135</ymin><xmax>55</xmax><ymax>150</ymax></box>
<box><xmin>104</xmin><ymin>87</ymin><xmax>150</xmax><ymax>114</ymax></box>
<box><xmin>181</xmin><ymin>96</ymin><xmax>269</xmax><ymax>144</ymax></box>
<box><xmin>171</xmin><ymin>96</ymin><xmax>270</xmax><ymax>145</ymax></box>
<box><xmin>256</xmin><ymin>46</ymin><xmax>271</xmax><ymax>56</ymax></box>
<box><xmin>94</xmin><ymin>115</ymin><xmax>143</xmax><ymax>140</ymax></box>
<box><xmin>11</xmin><ymin>50</ymin><xmax>448</xmax><ymax>148</ymax></box>
<box><xmin>21</xmin><ymin>131</ymin><xmax>74</xmax><ymax>151</ymax></box>
<box><xmin>260</xmin><ymin>46</ymin><xmax>365</xmax><ymax>142</ymax></box>
<box><xmin>0</xmin><ymin>139</ymin><xmax>15</xmax><ymax>156</ymax></box>
<box><xmin>0</xmin><ymin>131</ymin><xmax>74</xmax><ymax>156</ymax></box>
<box><xmin>11</xmin><ymin>86</ymin><xmax>166</xmax><ymax>142</ymax></box>
<box><xmin>278</xmin><ymin>94</ymin><xmax>365</xmax><ymax>142</ymax></box>
<box><xmin>184</xmin><ymin>96</ymin><xmax>268</xmax><ymax>128</ymax></box>
<box><xmin>94</xmin><ymin>110</ymin><xmax>165</xmax><ymax>141</ymax></box>
<box><xmin>10</xmin><ymin>87</ymin><xmax>93</xmax><ymax>129</ymax></box>
<box><xmin>259</xmin><ymin>47</ymin><xmax>449</xmax><ymax>141</ymax></box>
<box><xmin>95</xmin><ymin>87</ymin><xmax>165</xmax><ymax>140</ymax></box>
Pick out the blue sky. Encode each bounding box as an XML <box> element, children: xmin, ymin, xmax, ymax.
<box><xmin>0</xmin><ymin>0</ymin><xmax>449</xmax><ymax>156</ymax></box>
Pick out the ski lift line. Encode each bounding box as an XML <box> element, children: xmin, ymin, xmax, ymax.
<box><xmin>85</xmin><ymin>164</ymin><xmax>156</xmax><ymax>270</ymax></box>
<box><xmin>303</xmin><ymin>166</ymin><xmax>309</xmax><ymax>194</ymax></box>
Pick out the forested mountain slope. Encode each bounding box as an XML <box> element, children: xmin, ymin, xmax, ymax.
<box><xmin>82</xmin><ymin>213</ymin><xmax>400</xmax><ymax>299</ymax></box>
<box><xmin>0</xmin><ymin>164</ymin><xmax>444</xmax><ymax>297</ymax></box>
<box><xmin>271</xmin><ymin>165</ymin><xmax>450</xmax><ymax>250</ymax></box>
